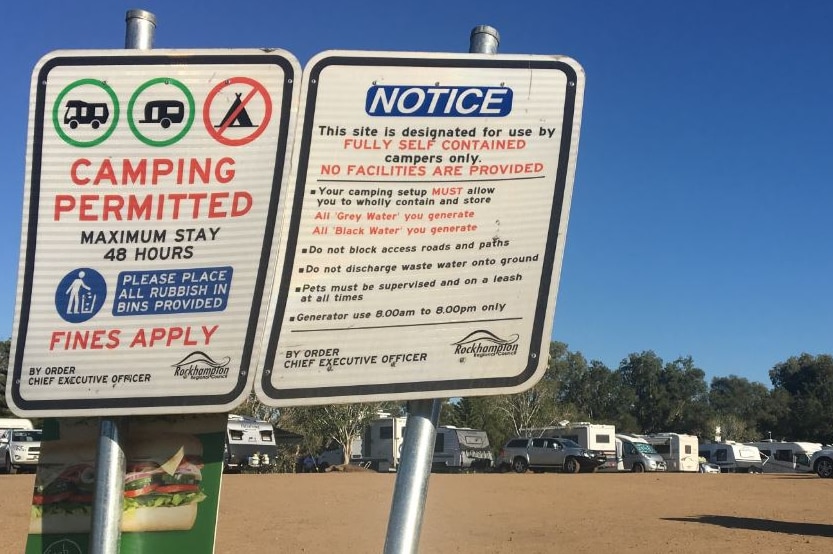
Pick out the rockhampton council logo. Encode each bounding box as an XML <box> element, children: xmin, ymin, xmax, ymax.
<box><xmin>172</xmin><ymin>351</ymin><xmax>231</xmax><ymax>380</ymax></box>
<box><xmin>452</xmin><ymin>330</ymin><xmax>520</xmax><ymax>358</ymax></box>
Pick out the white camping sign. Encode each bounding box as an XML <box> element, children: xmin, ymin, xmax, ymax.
<box><xmin>9</xmin><ymin>49</ymin><xmax>300</xmax><ymax>416</ymax></box>
<box><xmin>257</xmin><ymin>50</ymin><xmax>585</xmax><ymax>406</ymax></box>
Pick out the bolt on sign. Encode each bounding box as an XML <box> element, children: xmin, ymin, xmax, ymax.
<box><xmin>256</xmin><ymin>50</ymin><xmax>585</xmax><ymax>406</ymax></box>
<box><xmin>9</xmin><ymin>49</ymin><xmax>300</xmax><ymax>416</ymax></box>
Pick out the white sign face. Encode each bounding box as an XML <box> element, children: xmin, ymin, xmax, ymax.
<box><xmin>9</xmin><ymin>50</ymin><xmax>300</xmax><ymax>416</ymax></box>
<box><xmin>257</xmin><ymin>51</ymin><xmax>584</xmax><ymax>406</ymax></box>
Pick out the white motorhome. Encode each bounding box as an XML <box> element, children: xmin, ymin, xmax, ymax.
<box><xmin>698</xmin><ymin>441</ymin><xmax>763</xmax><ymax>473</ymax></box>
<box><xmin>356</xmin><ymin>416</ymin><xmax>493</xmax><ymax>472</ymax></box>
<box><xmin>615</xmin><ymin>434</ymin><xmax>667</xmax><ymax>472</ymax></box>
<box><xmin>0</xmin><ymin>418</ymin><xmax>34</xmax><ymax>434</ymax></box>
<box><xmin>224</xmin><ymin>415</ymin><xmax>279</xmax><ymax>472</ymax></box>
<box><xmin>745</xmin><ymin>440</ymin><xmax>822</xmax><ymax>474</ymax></box>
<box><xmin>525</xmin><ymin>423</ymin><xmax>618</xmax><ymax>471</ymax></box>
<box><xmin>642</xmin><ymin>433</ymin><xmax>699</xmax><ymax>472</ymax></box>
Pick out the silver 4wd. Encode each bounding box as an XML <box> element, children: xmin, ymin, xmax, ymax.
<box><xmin>497</xmin><ymin>437</ymin><xmax>607</xmax><ymax>474</ymax></box>
<box><xmin>810</xmin><ymin>448</ymin><xmax>833</xmax><ymax>478</ymax></box>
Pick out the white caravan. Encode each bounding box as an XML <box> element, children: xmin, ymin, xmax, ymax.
<box><xmin>642</xmin><ymin>433</ymin><xmax>700</xmax><ymax>472</ymax></box>
<box><xmin>525</xmin><ymin>422</ymin><xmax>618</xmax><ymax>471</ymax></box>
<box><xmin>360</xmin><ymin>415</ymin><xmax>408</xmax><ymax>472</ymax></box>
<box><xmin>615</xmin><ymin>434</ymin><xmax>667</xmax><ymax>472</ymax></box>
<box><xmin>745</xmin><ymin>440</ymin><xmax>822</xmax><ymax>474</ymax></box>
<box><xmin>224</xmin><ymin>414</ymin><xmax>279</xmax><ymax>472</ymax></box>
<box><xmin>698</xmin><ymin>441</ymin><xmax>763</xmax><ymax>473</ymax></box>
<box><xmin>356</xmin><ymin>416</ymin><xmax>493</xmax><ymax>472</ymax></box>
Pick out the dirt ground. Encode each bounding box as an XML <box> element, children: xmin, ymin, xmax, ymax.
<box><xmin>3</xmin><ymin>471</ymin><xmax>832</xmax><ymax>553</ymax></box>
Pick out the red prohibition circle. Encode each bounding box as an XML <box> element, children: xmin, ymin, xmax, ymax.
<box><xmin>203</xmin><ymin>76</ymin><xmax>273</xmax><ymax>146</ymax></box>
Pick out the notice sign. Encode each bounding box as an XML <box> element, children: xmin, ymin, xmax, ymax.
<box><xmin>9</xmin><ymin>50</ymin><xmax>300</xmax><ymax>416</ymax></box>
<box><xmin>257</xmin><ymin>51</ymin><xmax>585</xmax><ymax>405</ymax></box>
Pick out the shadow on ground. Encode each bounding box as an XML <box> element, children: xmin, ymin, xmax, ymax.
<box><xmin>664</xmin><ymin>516</ymin><xmax>833</xmax><ymax>538</ymax></box>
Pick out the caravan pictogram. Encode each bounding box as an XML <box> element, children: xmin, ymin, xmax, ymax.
<box><xmin>127</xmin><ymin>77</ymin><xmax>195</xmax><ymax>147</ymax></box>
<box><xmin>52</xmin><ymin>79</ymin><xmax>119</xmax><ymax>148</ymax></box>
<box><xmin>203</xmin><ymin>77</ymin><xmax>272</xmax><ymax>146</ymax></box>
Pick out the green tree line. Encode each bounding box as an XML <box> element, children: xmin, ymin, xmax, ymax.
<box><xmin>3</xmin><ymin>338</ymin><xmax>832</xmax><ymax>454</ymax></box>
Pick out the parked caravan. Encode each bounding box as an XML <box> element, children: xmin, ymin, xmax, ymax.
<box><xmin>698</xmin><ymin>441</ymin><xmax>763</xmax><ymax>473</ymax></box>
<box><xmin>615</xmin><ymin>434</ymin><xmax>667</xmax><ymax>472</ymax></box>
<box><xmin>526</xmin><ymin>422</ymin><xmax>618</xmax><ymax>471</ymax></box>
<box><xmin>224</xmin><ymin>415</ymin><xmax>279</xmax><ymax>472</ymax></box>
<box><xmin>431</xmin><ymin>426</ymin><xmax>493</xmax><ymax>472</ymax></box>
<box><xmin>745</xmin><ymin>440</ymin><xmax>822</xmax><ymax>474</ymax></box>
<box><xmin>642</xmin><ymin>433</ymin><xmax>699</xmax><ymax>472</ymax></box>
<box><xmin>359</xmin><ymin>415</ymin><xmax>408</xmax><ymax>472</ymax></box>
<box><xmin>356</xmin><ymin>416</ymin><xmax>493</xmax><ymax>472</ymax></box>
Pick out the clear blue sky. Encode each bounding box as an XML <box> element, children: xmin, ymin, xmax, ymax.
<box><xmin>2</xmin><ymin>1</ymin><xmax>831</xmax><ymax>388</ymax></box>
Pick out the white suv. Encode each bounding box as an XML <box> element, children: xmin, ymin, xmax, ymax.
<box><xmin>0</xmin><ymin>428</ymin><xmax>42</xmax><ymax>474</ymax></box>
<box><xmin>809</xmin><ymin>448</ymin><xmax>833</xmax><ymax>478</ymax></box>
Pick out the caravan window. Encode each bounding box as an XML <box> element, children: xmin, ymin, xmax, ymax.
<box><xmin>653</xmin><ymin>444</ymin><xmax>671</xmax><ymax>455</ymax></box>
<box><xmin>684</xmin><ymin>445</ymin><xmax>692</xmax><ymax>454</ymax></box>
<box><xmin>595</xmin><ymin>434</ymin><xmax>611</xmax><ymax>444</ymax></box>
<box><xmin>715</xmin><ymin>448</ymin><xmax>728</xmax><ymax>462</ymax></box>
<box><xmin>380</xmin><ymin>426</ymin><xmax>393</xmax><ymax>440</ymax></box>
<box><xmin>775</xmin><ymin>449</ymin><xmax>793</xmax><ymax>463</ymax></box>
<box><xmin>260</xmin><ymin>430</ymin><xmax>274</xmax><ymax>442</ymax></box>
<box><xmin>434</xmin><ymin>433</ymin><xmax>445</xmax><ymax>453</ymax></box>
<box><xmin>229</xmin><ymin>429</ymin><xmax>244</xmax><ymax>441</ymax></box>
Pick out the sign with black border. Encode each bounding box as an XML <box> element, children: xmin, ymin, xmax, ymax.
<box><xmin>257</xmin><ymin>51</ymin><xmax>585</xmax><ymax>406</ymax></box>
<box><xmin>9</xmin><ymin>49</ymin><xmax>300</xmax><ymax>416</ymax></box>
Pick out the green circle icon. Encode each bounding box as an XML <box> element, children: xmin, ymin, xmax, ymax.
<box><xmin>52</xmin><ymin>79</ymin><xmax>120</xmax><ymax>148</ymax></box>
<box><xmin>128</xmin><ymin>78</ymin><xmax>195</xmax><ymax>147</ymax></box>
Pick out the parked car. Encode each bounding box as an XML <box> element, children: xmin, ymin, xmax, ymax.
<box><xmin>809</xmin><ymin>447</ymin><xmax>833</xmax><ymax>478</ymax></box>
<box><xmin>699</xmin><ymin>457</ymin><xmax>721</xmax><ymax>474</ymax></box>
<box><xmin>0</xmin><ymin>428</ymin><xmax>42</xmax><ymax>474</ymax></box>
<box><xmin>497</xmin><ymin>436</ymin><xmax>607</xmax><ymax>474</ymax></box>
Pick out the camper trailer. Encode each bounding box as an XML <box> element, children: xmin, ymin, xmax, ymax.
<box><xmin>615</xmin><ymin>434</ymin><xmax>667</xmax><ymax>472</ymax></box>
<box><xmin>525</xmin><ymin>423</ymin><xmax>617</xmax><ymax>471</ymax></box>
<box><xmin>431</xmin><ymin>426</ymin><xmax>493</xmax><ymax>472</ymax></box>
<box><xmin>224</xmin><ymin>415</ymin><xmax>279</xmax><ymax>472</ymax></box>
<box><xmin>699</xmin><ymin>441</ymin><xmax>763</xmax><ymax>473</ymax></box>
<box><xmin>642</xmin><ymin>433</ymin><xmax>699</xmax><ymax>472</ymax></box>
<box><xmin>745</xmin><ymin>440</ymin><xmax>822</xmax><ymax>474</ymax></box>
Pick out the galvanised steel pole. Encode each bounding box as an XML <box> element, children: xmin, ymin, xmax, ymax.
<box><xmin>90</xmin><ymin>418</ymin><xmax>126</xmax><ymax>554</ymax></box>
<box><xmin>382</xmin><ymin>399</ymin><xmax>441</xmax><ymax>553</ymax></box>
<box><xmin>89</xmin><ymin>11</ymin><xmax>157</xmax><ymax>553</ymax></box>
<box><xmin>382</xmin><ymin>25</ymin><xmax>501</xmax><ymax>554</ymax></box>
<box><xmin>124</xmin><ymin>9</ymin><xmax>157</xmax><ymax>50</ymax></box>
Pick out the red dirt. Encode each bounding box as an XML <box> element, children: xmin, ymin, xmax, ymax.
<box><xmin>3</xmin><ymin>472</ymin><xmax>831</xmax><ymax>553</ymax></box>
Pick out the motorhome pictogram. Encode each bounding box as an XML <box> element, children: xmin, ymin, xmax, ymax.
<box><xmin>64</xmin><ymin>100</ymin><xmax>109</xmax><ymax>129</ymax></box>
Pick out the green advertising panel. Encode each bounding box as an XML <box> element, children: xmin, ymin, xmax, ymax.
<box><xmin>26</xmin><ymin>414</ymin><xmax>225</xmax><ymax>554</ymax></box>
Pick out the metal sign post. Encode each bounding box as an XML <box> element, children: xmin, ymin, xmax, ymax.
<box><xmin>90</xmin><ymin>11</ymin><xmax>157</xmax><ymax>554</ymax></box>
<box><xmin>382</xmin><ymin>26</ymin><xmax>501</xmax><ymax>554</ymax></box>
